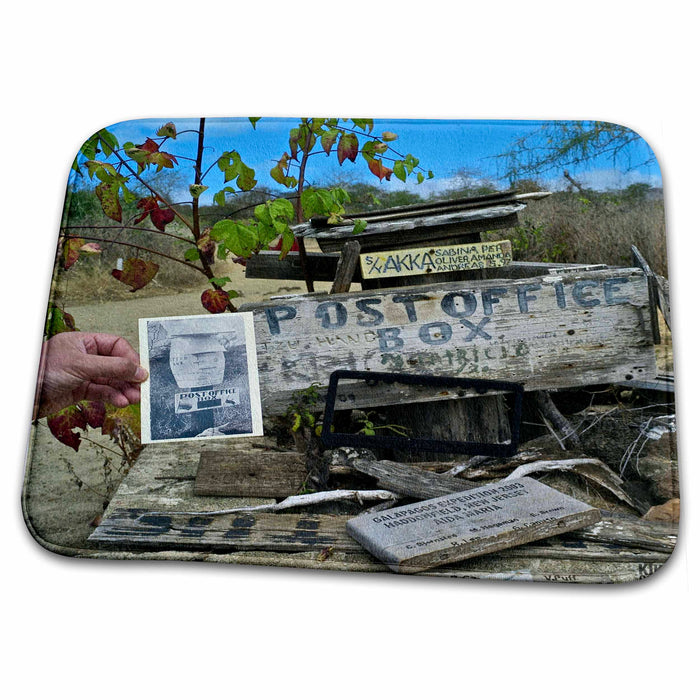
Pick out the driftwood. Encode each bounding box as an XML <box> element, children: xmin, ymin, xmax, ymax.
<box><xmin>503</xmin><ymin>458</ymin><xmax>638</xmax><ymax>510</ymax></box>
<box><xmin>351</xmin><ymin>458</ymin><xmax>480</xmax><ymax>499</ymax></box>
<box><xmin>533</xmin><ymin>391</ymin><xmax>581</xmax><ymax>448</ymax></box>
<box><xmin>350</xmin><ymin>453</ymin><xmax>638</xmax><ymax>511</ymax></box>
<box><xmin>135</xmin><ymin>489</ymin><xmax>399</xmax><ymax>519</ymax></box>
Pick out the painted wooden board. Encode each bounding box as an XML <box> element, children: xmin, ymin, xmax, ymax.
<box><xmin>360</xmin><ymin>240</ymin><xmax>513</xmax><ymax>279</ymax></box>
<box><xmin>240</xmin><ymin>267</ymin><xmax>657</xmax><ymax>415</ymax></box>
<box><xmin>89</xmin><ymin>507</ymin><xmax>674</xmax><ymax>564</ymax></box>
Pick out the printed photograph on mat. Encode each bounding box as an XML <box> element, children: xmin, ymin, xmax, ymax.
<box><xmin>139</xmin><ymin>313</ymin><xmax>262</xmax><ymax>443</ymax></box>
<box><xmin>22</xmin><ymin>117</ymin><xmax>677</xmax><ymax>582</ymax></box>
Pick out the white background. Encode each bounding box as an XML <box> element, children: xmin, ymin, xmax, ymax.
<box><xmin>3</xmin><ymin>2</ymin><xmax>697</xmax><ymax>698</ymax></box>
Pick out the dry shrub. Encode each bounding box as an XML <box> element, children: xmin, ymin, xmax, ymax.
<box><xmin>496</xmin><ymin>191</ymin><xmax>668</xmax><ymax>276</ymax></box>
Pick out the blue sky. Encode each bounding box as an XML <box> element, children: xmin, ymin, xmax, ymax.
<box><xmin>78</xmin><ymin>117</ymin><xmax>662</xmax><ymax>205</ymax></box>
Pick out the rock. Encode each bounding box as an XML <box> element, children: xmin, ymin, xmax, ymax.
<box><xmin>642</xmin><ymin>498</ymin><xmax>680</xmax><ymax>522</ymax></box>
<box><xmin>636</xmin><ymin>432</ymin><xmax>679</xmax><ymax>502</ymax></box>
<box><xmin>323</xmin><ymin>446</ymin><xmax>376</xmax><ymax>468</ymax></box>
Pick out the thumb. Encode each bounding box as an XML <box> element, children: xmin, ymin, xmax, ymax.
<box><xmin>76</xmin><ymin>354</ymin><xmax>148</xmax><ymax>383</ymax></box>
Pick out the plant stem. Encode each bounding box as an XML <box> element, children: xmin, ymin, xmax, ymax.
<box><xmin>113</xmin><ymin>151</ymin><xmax>195</xmax><ymax>233</ymax></box>
<box><xmin>64</xmin><ymin>235</ymin><xmax>205</xmax><ymax>274</ymax></box>
<box><xmin>192</xmin><ymin>118</ymin><xmax>237</xmax><ymax>312</ymax></box>
<box><xmin>62</xmin><ymin>224</ymin><xmax>193</xmax><ymax>244</ymax></box>
<box><xmin>295</xmin><ymin>120</ymin><xmax>314</xmax><ymax>292</ymax></box>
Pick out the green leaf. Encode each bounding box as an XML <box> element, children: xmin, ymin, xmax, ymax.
<box><xmin>208</xmin><ymin>276</ymin><xmax>232</xmax><ymax>287</ymax></box>
<box><xmin>393</xmin><ymin>161</ymin><xmax>407</xmax><ymax>182</ymax></box>
<box><xmin>417</xmin><ymin>172</ymin><xmax>425</xmax><ymax>184</ymax></box>
<box><xmin>214</xmin><ymin>186</ymin><xmax>236</xmax><ymax>206</ymax></box>
<box><xmin>237</xmin><ymin>162</ymin><xmax>256</xmax><ymax>191</ymax></box>
<box><xmin>321</xmin><ymin>128</ymin><xmax>340</xmax><ymax>155</ymax></box>
<box><xmin>352</xmin><ymin>219</ymin><xmax>368</xmax><ymax>234</ymax></box>
<box><xmin>97</xmin><ymin>129</ymin><xmax>118</xmax><ymax>156</ymax></box>
<box><xmin>95</xmin><ymin>182</ymin><xmax>122</xmax><ymax>222</ymax></box>
<box><xmin>211</xmin><ymin>220</ymin><xmax>258</xmax><ymax>257</ymax></box>
<box><xmin>249</xmin><ymin>117</ymin><xmax>261</xmax><ymax>129</ymax></box>
<box><xmin>404</xmin><ymin>153</ymin><xmax>419</xmax><ymax>174</ymax></box>
<box><xmin>47</xmin><ymin>304</ymin><xmax>78</xmax><ymax>337</ymax></box>
<box><xmin>184</xmin><ymin>247</ymin><xmax>200</xmax><ymax>261</ymax></box>
<box><xmin>189</xmin><ymin>183</ymin><xmax>208</xmax><ymax>198</ymax></box>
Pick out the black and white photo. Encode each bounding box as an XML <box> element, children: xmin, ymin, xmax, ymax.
<box><xmin>139</xmin><ymin>313</ymin><xmax>263</xmax><ymax>443</ymax></box>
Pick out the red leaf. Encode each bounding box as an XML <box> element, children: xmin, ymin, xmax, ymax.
<box><xmin>63</xmin><ymin>238</ymin><xmax>84</xmax><ymax>270</ymax></box>
<box><xmin>368</xmin><ymin>158</ymin><xmax>393</xmax><ymax>182</ymax></box>
<box><xmin>80</xmin><ymin>400</ymin><xmax>106</xmax><ymax>429</ymax></box>
<box><xmin>47</xmin><ymin>405</ymin><xmax>88</xmax><ymax>451</ymax></box>
<box><xmin>150</xmin><ymin>205</ymin><xmax>175</xmax><ymax>231</ymax></box>
<box><xmin>201</xmin><ymin>289</ymin><xmax>230</xmax><ymax>314</ymax></box>
<box><xmin>135</xmin><ymin>197</ymin><xmax>175</xmax><ymax>231</ymax></box>
<box><xmin>137</xmin><ymin>138</ymin><xmax>160</xmax><ymax>154</ymax></box>
<box><xmin>337</xmin><ymin>133</ymin><xmax>359</xmax><ymax>165</ymax></box>
<box><xmin>134</xmin><ymin>196</ymin><xmax>157</xmax><ymax>224</ymax></box>
<box><xmin>112</xmin><ymin>258</ymin><xmax>159</xmax><ymax>291</ymax></box>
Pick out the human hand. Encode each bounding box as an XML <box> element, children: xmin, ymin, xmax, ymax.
<box><xmin>38</xmin><ymin>332</ymin><xmax>148</xmax><ymax>417</ymax></box>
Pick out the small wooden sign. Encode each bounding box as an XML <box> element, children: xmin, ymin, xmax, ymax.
<box><xmin>174</xmin><ymin>387</ymin><xmax>238</xmax><ymax>414</ymax></box>
<box><xmin>241</xmin><ymin>268</ymin><xmax>657</xmax><ymax>415</ymax></box>
<box><xmin>346</xmin><ymin>477</ymin><xmax>601</xmax><ymax>573</ymax></box>
<box><xmin>360</xmin><ymin>240</ymin><xmax>513</xmax><ymax>279</ymax></box>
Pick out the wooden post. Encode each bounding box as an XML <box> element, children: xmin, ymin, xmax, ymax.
<box><xmin>363</xmin><ymin>231</ymin><xmax>510</xmax><ymax>461</ymax></box>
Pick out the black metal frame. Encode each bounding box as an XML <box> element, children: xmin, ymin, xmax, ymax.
<box><xmin>320</xmin><ymin>370</ymin><xmax>524</xmax><ymax>458</ymax></box>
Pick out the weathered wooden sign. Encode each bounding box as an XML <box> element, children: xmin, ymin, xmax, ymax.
<box><xmin>360</xmin><ymin>240</ymin><xmax>513</xmax><ymax>279</ymax></box>
<box><xmin>241</xmin><ymin>267</ymin><xmax>657</xmax><ymax>415</ymax></box>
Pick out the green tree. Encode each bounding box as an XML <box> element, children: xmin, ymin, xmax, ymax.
<box><xmin>497</xmin><ymin>120</ymin><xmax>656</xmax><ymax>183</ymax></box>
<box><xmin>64</xmin><ymin>118</ymin><xmax>430</xmax><ymax>307</ymax></box>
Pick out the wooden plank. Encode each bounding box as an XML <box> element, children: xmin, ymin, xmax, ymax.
<box><xmin>89</xmin><ymin>507</ymin><xmax>675</xmax><ymax>562</ymax></box>
<box><xmin>309</xmin><ymin>190</ymin><xmax>528</xmax><ymax>228</ymax></box>
<box><xmin>331</xmin><ymin>240</ymin><xmax>361</xmax><ymax>294</ymax></box>
<box><xmin>655</xmin><ymin>274</ymin><xmax>671</xmax><ymax>330</ymax></box>
<box><xmin>243</xmin><ymin>253</ymin><xmax>588</xmax><ymax>284</ymax></box>
<box><xmin>245</xmin><ymin>251</ymin><xmax>360</xmax><ymax>283</ymax></box>
<box><xmin>79</xmin><ymin>545</ymin><xmax>668</xmax><ymax>582</ymax></box>
<box><xmin>240</xmin><ymin>268</ymin><xmax>657</xmax><ymax>415</ymax></box>
<box><xmin>194</xmin><ymin>447</ymin><xmax>307</xmax><ymax>497</ymax></box>
<box><xmin>360</xmin><ymin>240</ymin><xmax>513</xmax><ymax>280</ymax></box>
<box><xmin>631</xmin><ymin>245</ymin><xmax>661</xmax><ymax>344</ymax></box>
<box><xmin>297</xmin><ymin>203</ymin><xmax>526</xmax><ymax>253</ymax></box>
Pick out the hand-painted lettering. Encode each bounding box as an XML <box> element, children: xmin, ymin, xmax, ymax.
<box><xmin>572</xmin><ymin>280</ymin><xmax>601</xmax><ymax>307</ymax></box>
<box><xmin>516</xmin><ymin>283</ymin><xmax>542</xmax><ymax>313</ymax></box>
<box><xmin>265</xmin><ymin>305</ymin><xmax>297</xmax><ymax>335</ymax></box>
